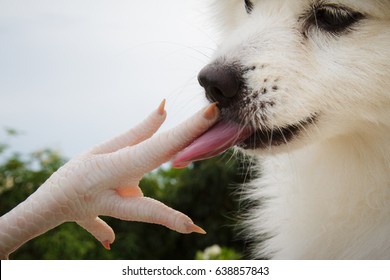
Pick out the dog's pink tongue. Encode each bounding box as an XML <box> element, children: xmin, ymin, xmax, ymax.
<box><xmin>172</xmin><ymin>120</ymin><xmax>253</xmax><ymax>168</ymax></box>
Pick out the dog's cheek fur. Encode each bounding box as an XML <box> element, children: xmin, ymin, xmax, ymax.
<box><xmin>211</xmin><ymin>0</ymin><xmax>390</xmax><ymax>259</ymax></box>
<box><xmin>210</xmin><ymin>0</ymin><xmax>249</xmax><ymax>36</ymax></box>
<box><xmin>305</xmin><ymin>21</ymin><xmax>390</xmax><ymax>135</ymax></box>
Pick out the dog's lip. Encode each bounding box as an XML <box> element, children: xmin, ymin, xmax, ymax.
<box><xmin>239</xmin><ymin>115</ymin><xmax>317</xmax><ymax>149</ymax></box>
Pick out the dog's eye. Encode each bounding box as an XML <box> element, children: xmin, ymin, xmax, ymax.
<box><xmin>245</xmin><ymin>0</ymin><xmax>254</xmax><ymax>14</ymax></box>
<box><xmin>309</xmin><ymin>5</ymin><xmax>364</xmax><ymax>34</ymax></box>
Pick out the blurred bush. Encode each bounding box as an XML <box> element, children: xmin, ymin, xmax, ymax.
<box><xmin>195</xmin><ymin>245</ymin><xmax>242</xmax><ymax>260</ymax></box>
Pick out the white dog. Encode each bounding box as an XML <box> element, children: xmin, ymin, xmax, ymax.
<box><xmin>176</xmin><ymin>0</ymin><xmax>390</xmax><ymax>259</ymax></box>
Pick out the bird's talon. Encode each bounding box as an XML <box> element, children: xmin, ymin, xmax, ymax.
<box><xmin>202</xmin><ymin>103</ymin><xmax>219</xmax><ymax>120</ymax></box>
<box><xmin>157</xmin><ymin>99</ymin><xmax>166</xmax><ymax>116</ymax></box>
<box><xmin>101</xmin><ymin>240</ymin><xmax>111</xmax><ymax>250</ymax></box>
<box><xmin>185</xmin><ymin>222</ymin><xmax>207</xmax><ymax>235</ymax></box>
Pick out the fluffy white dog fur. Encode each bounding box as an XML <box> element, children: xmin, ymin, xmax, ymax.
<box><xmin>207</xmin><ymin>0</ymin><xmax>390</xmax><ymax>259</ymax></box>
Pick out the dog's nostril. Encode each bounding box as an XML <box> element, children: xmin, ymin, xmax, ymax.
<box><xmin>209</xmin><ymin>87</ymin><xmax>224</xmax><ymax>100</ymax></box>
<box><xmin>198</xmin><ymin>63</ymin><xmax>241</xmax><ymax>105</ymax></box>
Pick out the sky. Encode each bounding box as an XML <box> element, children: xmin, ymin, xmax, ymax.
<box><xmin>0</xmin><ymin>0</ymin><xmax>217</xmax><ymax>158</ymax></box>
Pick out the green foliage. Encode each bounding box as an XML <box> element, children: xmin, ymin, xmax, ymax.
<box><xmin>0</xmin><ymin>135</ymin><xmax>254</xmax><ymax>259</ymax></box>
<box><xmin>0</xmin><ymin>148</ymin><xmax>65</xmax><ymax>213</ymax></box>
<box><xmin>195</xmin><ymin>245</ymin><xmax>242</xmax><ymax>260</ymax></box>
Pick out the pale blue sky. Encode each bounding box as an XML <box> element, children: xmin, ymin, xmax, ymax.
<box><xmin>0</xmin><ymin>0</ymin><xmax>216</xmax><ymax>158</ymax></box>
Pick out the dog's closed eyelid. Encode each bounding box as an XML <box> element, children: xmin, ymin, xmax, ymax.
<box><xmin>301</xmin><ymin>4</ymin><xmax>365</xmax><ymax>35</ymax></box>
<box><xmin>317</xmin><ymin>8</ymin><xmax>364</xmax><ymax>31</ymax></box>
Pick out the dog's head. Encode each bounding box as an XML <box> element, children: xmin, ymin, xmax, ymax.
<box><xmin>199</xmin><ymin>0</ymin><xmax>390</xmax><ymax>155</ymax></box>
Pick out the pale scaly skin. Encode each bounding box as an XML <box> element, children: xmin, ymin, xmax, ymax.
<box><xmin>0</xmin><ymin>101</ymin><xmax>219</xmax><ymax>259</ymax></box>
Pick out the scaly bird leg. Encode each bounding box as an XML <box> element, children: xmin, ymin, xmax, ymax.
<box><xmin>0</xmin><ymin>101</ymin><xmax>219</xmax><ymax>259</ymax></box>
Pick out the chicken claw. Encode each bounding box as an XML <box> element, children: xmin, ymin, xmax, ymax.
<box><xmin>0</xmin><ymin>101</ymin><xmax>219</xmax><ymax>259</ymax></box>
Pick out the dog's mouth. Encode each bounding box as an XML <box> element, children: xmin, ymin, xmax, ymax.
<box><xmin>172</xmin><ymin>115</ymin><xmax>316</xmax><ymax>168</ymax></box>
<box><xmin>239</xmin><ymin>115</ymin><xmax>317</xmax><ymax>150</ymax></box>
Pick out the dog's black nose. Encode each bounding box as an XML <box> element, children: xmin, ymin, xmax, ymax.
<box><xmin>198</xmin><ymin>64</ymin><xmax>240</xmax><ymax>107</ymax></box>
